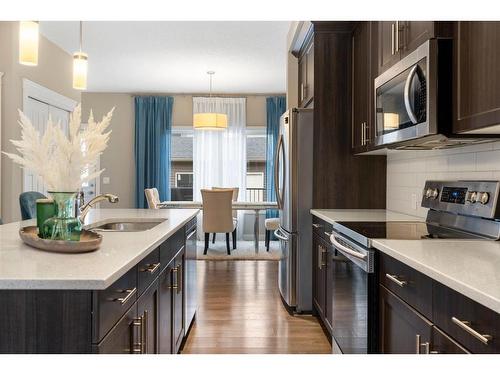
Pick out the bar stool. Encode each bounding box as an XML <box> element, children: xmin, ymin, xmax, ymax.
<box><xmin>264</xmin><ymin>218</ymin><xmax>280</xmax><ymax>252</ymax></box>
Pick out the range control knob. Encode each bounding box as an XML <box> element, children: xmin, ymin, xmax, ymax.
<box><xmin>467</xmin><ymin>191</ymin><xmax>478</xmax><ymax>203</ymax></box>
<box><xmin>424</xmin><ymin>188</ymin><xmax>439</xmax><ymax>199</ymax></box>
<box><xmin>479</xmin><ymin>192</ymin><xmax>490</xmax><ymax>205</ymax></box>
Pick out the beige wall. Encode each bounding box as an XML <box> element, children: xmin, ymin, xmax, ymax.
<box><xmin>0</xmin><ymin>21</ymin><xmax>81</xmax><ymax>223</ymax></box>
<box><xmin>81</xmin><ymin>92</ymin><xmax>281</xmax><ymax>208</ymax></box>
<box><xmin>81</xmin><ymin>93</ymin><xmax>135</xmax><ymax>209</ymax></box>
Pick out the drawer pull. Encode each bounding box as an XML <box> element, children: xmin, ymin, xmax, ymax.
<box><xmin>140</xmin><ymin>262</ymin><xmax>161</xmax><ymax>274</ymax></box>
<box><xmin>169</xmin><ymin>267</ymin><xmax>178</xmax><ymax>290</ymax></box>
<box><xmin>451</xmin><ymin>317</ymin><xmax>492</xmax><ymax>345</ymax></box>
<box><xmin>415</xmin><ymin>334</ymin><xmax>430</xmax><ymax>354</ymax></box>
<box><xmin>115</xmin><ymin>287</ymin><xmax>137</xmax><ymax>305</ymax></box>
<box><xmin>385</xmin><ymin>273</ymin><xmax>407</xmax><ymax>287</ymax></box>
<box><xmin>312</xmin><ymin>223</ymin><xmax>322</xmax><ymax>229</ymax></box>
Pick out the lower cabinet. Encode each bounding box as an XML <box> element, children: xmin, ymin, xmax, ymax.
<box><xmin>0</xmin><ymin>222</ymin><xmax>193</xmax><ymax>354</ymax></box>
<box><xmin>93</xmin><ymin>301</ymin><xmax>138</xmax><ymax>354</ymax></box>
<box><xmin>312</xmin><ymin>230</ymin><xmax>333</xmax><ymax>334</ymax></box>
<box><xmin>379</xmin><ymin>285</ymin><xmax>433</xmax><ymax>354</ymax></box>
<box><xmin>378</xmin><ymin>253</ymin><xmax>500</xmax><ymax>354</ymax></box>
<box><xmin>158</xmin><ymin>261</ymin><xmax>174</xmax><ymax>354</ymax></box>
<box><xmin>158</xmin><ymin>246</ymin><xmax>185</xmax><ymax>354</ymax></box>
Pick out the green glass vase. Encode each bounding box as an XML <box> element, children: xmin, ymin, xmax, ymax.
<box><xmin>42</xmin><ymin>192</ymin><xmax>82</xmax><ymax>241</ymax></box>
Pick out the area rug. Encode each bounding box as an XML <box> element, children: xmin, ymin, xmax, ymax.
<box><xmin>196</xmin><ymin>240</ymin><xmax>282</xmax><ymax>260</ymax></box>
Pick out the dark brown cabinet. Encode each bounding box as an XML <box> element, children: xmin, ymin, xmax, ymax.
<box><xmin>94</xmin><ymin>301</ymin><xmax>138</xmax><ymax>354</ymax></box>
<box><xmin>298</xmin><ymin>36</ymin><xmax>314</xmax><ymax>108</ymax></box>
<box><xmin>376</xmin><ymin>21</ymin><xmax>451</xmax><ymax>75</ymax></box>
<box><xmin>352</xmin><ymin>21</ymin><xmax>375</xmax><ymax>153</ymax></box>
<box><xmin>312</xmin><ymin>233</ymin><xmax>327</xmax><ymax>319</ymax></box>
<box><xmin>379</xmin><ymin>252</ymin><xmax>500</xmax><ymax>354</ymax></box>
<box><xmin>0</xmin><ymin>223</ymin><xmax>193</xmax><ymax>354</ymax></box>
<box><xmin>137</xmin><ymin>278</ymin><xmax>159</xmax><ymax>354</ymax></box>
<box><xmin>379</xmin><ymin>285</ymin><xmax>433</xmax><ymax>354</ymax></box>
<box><xmin>172</xmin><ymin>247</ymin><xmax>185</xmax><ymax>353</ymax></box>
<box><xmin>453</xmin><ymin>22</ymin><xmax>500</xmax><ymax>133</ymax></box>
<box><xmin>312</xmin><ymin>219</ymin><xmax>334</xmax><ymax>335</ymax></box>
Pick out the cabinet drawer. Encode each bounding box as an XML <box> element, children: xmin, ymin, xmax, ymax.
<box><xmin>160</xmin><ymin>229</ymin><xmax>185</xmax><ymax>269</ymax></box>
<box><xmin>432</xmin><ymin>281</ymin><xmax>500</xmax><ymax>353</ymax></box>
<box><xmin>312</xmin><ymin>216</ymin><xmax>333</xmax><ymax>242</ymax></box>
<box><xmin>93</xmin><ymin>267</ymin><xmax>138</xmax><ymax>343</ymax></box>
<box><xmin>93</xmin><ymin>301</ymin><xmax>138</xmax><ymax>354</ymax></box>
<box><xmin>137</xmin><ymin>247</ymin><xmax>161</xmax><ymax>296</ymax></box>
<box><xmin>379</xmin><ymin>254</ymin><xmax>432</xmax><ymax>319</ymax></box>
<box><xmin>431</xmin><ymin>326</ymin><xmax>469</xmax><ymax>354</ymax></box>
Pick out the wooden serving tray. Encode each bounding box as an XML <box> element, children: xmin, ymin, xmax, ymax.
<box><xmin>19</xmin><ymin>226</ymin><xmax>102</xmax><ymax>253</ymax></box>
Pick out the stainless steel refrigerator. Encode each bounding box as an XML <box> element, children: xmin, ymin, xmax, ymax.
<box><xmin>273</xmin><ymin>108</ymin><xmax>313</xmax><ymax>313</ymax></box>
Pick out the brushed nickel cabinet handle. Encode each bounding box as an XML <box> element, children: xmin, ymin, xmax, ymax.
<box><xmin>318</xmin><ymin>245</ymin><xmax>324</xmax><ymax>270</ymax></box>
<box><xmin>312</xmin><ymin>223</ymin><xmax>322</xmax><ymax>229</ymax></box>
<box><xmin>416</xmin><ymin>334</ymin><xmax>429</xmax><ymax>354</ymax></box>
<box><xmin>176</xmin><ymin>265</ymin><xmax>182</xmax><ymax>295</ymax></box>
<box><xmin>142</xmin><ymin>310</ymin><xmax>148</xmax><ymax>354</ymax></box>
<box><xmin>385</xmin><ymin>273</ymin><xmax>407</xmax><ymax>287</ymax></box>
<box><xmin>131</xmin><ymin>316</ymin><xmax>143</xmax><ymax>354</ymax></box>
<box><xmin>451</xmin><ymin>317</ymin><xmax>492</xmax><ymax>345</ymax></box>
<box><xmin>169</xmin><ymin>267</ymin><xmax>178</xmax><ymax>290</ymax></box>
<box><xmin>395</xmin><ymin>21</ymin><xmax>400</xmax><ymax>52</ymax></box>
<box><xmin>115</xmin><ymin>287</ymin><xmax>137</xmax><ymax>305</ymax></box>
<box><xmin>140</xmin><ymin>262</ymin><xmax>161</xmax><ymax>274</ymax></box>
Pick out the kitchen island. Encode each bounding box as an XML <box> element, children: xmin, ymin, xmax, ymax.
<box><xmin>0</xmin><ymin>208</ymin><xmax>199</xmax><ymax>354</ymax></box>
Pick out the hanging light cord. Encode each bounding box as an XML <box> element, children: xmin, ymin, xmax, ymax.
<box><xmin>79</xmin><ymin>21</ymin><xmax>83</xmax><ymax>52</ymax></box>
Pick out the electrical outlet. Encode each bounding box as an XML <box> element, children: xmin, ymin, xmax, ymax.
<box><xmin>411</xmin><ymin>193</ymin><xmax>417</xmax><ymax>210</ymax></box>
<box><xmin>103</xmin><ymin>177</ymin><xmax>110</xmax><ymax>185</ymax></box>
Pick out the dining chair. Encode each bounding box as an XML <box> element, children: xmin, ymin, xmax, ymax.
<box><xmin>211</xmin><ymin>187</ymin><xmax>239</xmax><ymax>249</ymax></box>
<box><xmin>144</xmin><ymin>188</ymin><xmax>162</xmax><ymax>209</ymax></box>
<box><xmin>264</xmin><ymin>217</ymin><xmax>280</xmax><ymax>252</ymax></box>
<box><xmin>19</xmin><ymin>191</ymin><xmax>47</xmax><ymax>220</ymax></box>
<box><xmin>201</xmin><ymin>189</ymin><xmax>236</xmax><ymax>255</ymax></box>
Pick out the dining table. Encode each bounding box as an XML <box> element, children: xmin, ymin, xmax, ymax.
<box><xmin>160</xmin><ymin>201</ymin><xmax>279</xmax><ymax>253</ymax></box>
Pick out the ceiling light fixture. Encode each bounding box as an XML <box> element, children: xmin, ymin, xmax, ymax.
<box><xmin>193</xmin><ymin>71</ymin><xmax>228</xmax><ymax>130</ymax></box>
<box><xmin>73</xmin><ymin>21</ymin><xmax>88</xmax><ymax>90</ymax></box>
<box><xmin>19</xmin><ymin>21</ymin><xmax>39</xmax><ymax>66</ymax></box>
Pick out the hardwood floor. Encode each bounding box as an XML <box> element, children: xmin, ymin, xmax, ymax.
<box><xmin>181</xmin><ymin>260</ymin><xmax>331</xmax><ymax>354</ymax></box>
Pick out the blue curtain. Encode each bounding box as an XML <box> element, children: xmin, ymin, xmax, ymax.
<box><xmin>134</xmin><ymin>96</ymin><xmax>174</xmax><ymax>208</ymax></box>
<box><xmin>265</xmin><ymin>96</ymin><xmax>286</xmax><ymax>218</ymax></box>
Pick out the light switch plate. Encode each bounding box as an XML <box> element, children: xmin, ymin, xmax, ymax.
<box><xmin>103</xmin><ymin>177</ymin><xmax>110</xmax><ymax>185</ymax></box>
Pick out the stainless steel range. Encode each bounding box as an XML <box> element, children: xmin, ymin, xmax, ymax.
<box><xmin>328</xmin><ymin>180</ymin><xmax>500</xmax><ymax>354</ymax></box>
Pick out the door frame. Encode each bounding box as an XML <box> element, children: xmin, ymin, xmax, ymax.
<box><xmin>22</xmin><ymin>79</ymin><xmax>78</xmax><ymax>193</ymax></box>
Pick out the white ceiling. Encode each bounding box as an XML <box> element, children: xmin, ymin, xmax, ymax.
<box><xmin>39</xmin><ymin>21</ymin><xmax>290</xmax><ymax>94</ymax></box>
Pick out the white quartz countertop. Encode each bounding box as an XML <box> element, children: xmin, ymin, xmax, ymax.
<box><xmin>0</xmin><ymin>208</ymin><xmax>199</xmax><ymax>290</ymax></box>
<box><xmin>311</xmin><ymin>209</ymin><xmax>500</xmax><ymax>314</ymax></box>
<box><xmin>310</xmin><ymin>209</ymin><xmax>424</xmax><ymax>224</ymax></box>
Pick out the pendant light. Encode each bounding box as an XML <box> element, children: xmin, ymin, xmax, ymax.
<box><xmin>193</xmin><ymin>71</ymin><xmax>228</xmax><ymax>130</ymax></box>
<box><xmin>19</xmin><ymin>21</ymin><xmax>39</xmax><ymax>66</ymax></box>
<box><xmin>73</xmin><ymin>21</ymin><xmax>88</xmax><ymax>90</ymax></box>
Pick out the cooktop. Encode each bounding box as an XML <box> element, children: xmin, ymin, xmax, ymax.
<box><xmin>336</xmin><ymin>221</ymin><xmax>485</xmax><ymax>240</ymax></box>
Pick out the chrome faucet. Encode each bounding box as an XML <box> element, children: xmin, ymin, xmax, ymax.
<box><xmin>79</xmin><ymin>193</ymin><xmax>119</xmax><ymax>224</ymax></box>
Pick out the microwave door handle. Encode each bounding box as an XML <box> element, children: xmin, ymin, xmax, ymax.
<box><xmin>274</xmin><ymin>134</ymin><xmax>283</xmax><ymax>209</ymax></box>
<box><xmin>404</xmin><ymin>65</ymin><xmax>419</xmax><ymax>124</ymax></box>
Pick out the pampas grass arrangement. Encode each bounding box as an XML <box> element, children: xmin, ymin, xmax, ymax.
<box><xmin>3</xmin><ymin>104</ymin><xmax>114</xmax><ymax>192</ymax></box>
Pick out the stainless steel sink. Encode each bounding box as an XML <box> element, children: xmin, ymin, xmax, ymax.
<box><xmin>90</xmin><ymin>219</ymin><xmax>165</xmax><ymax>232</ymax></box>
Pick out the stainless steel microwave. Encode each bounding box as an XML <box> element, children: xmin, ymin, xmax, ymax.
<box><xmin>374</xmin><ymin>39</ymin><xmax>447</xmax><ymax>148</ymax></box>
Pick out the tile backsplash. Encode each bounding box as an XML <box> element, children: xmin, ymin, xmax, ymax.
<box><xmin>387</xmin><ymin>141</ymin><xmax>500</xmax><ymax>217</ymax></box>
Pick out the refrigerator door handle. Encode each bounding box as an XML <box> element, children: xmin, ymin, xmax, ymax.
<box><xmin>274</xmin><ymin>134</ymin><xmax>285</xmax><ymax>209</ymax></box>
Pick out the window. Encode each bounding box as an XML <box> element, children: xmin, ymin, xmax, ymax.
<box><xmin>169</xmin><ymin>126</ymin><xmax>268</xmax><ymax>202</ymax></box>
<box><xmin>246</xmin><ymin>127</ymin><xmax>266</xmax><ymax>202</ymax></box>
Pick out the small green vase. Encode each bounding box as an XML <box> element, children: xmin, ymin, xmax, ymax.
<box><xmin>42</xmin><ymin>192</ymin><xmax>82</xmax><ymax>241</ymax></box>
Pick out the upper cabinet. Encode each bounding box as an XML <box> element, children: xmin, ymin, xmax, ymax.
<box><xmin>352</xmin><ymin>22</ymin><xmax>376</xmax><ymax>153</ymax></box>
<box><xmin>453</xmin><ymin>22</ymin><xmax>500</xmax><ymax>134</ymax></box>
<box><xmin>298</xmin><ymin>36</ymin><xmax>314</xmax><ymax>108</ymax></box>
<box><xmin>377</xmin><ymin>21</ymin><xmax>452</xmax><ymax>75</ymax></box>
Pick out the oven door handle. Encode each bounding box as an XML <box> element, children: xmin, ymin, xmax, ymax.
<box><xmin>329</xmin><ymin>234</ymin><xmax>367</xmax><ymax>260</ymax></box>
<box><xmin>404</xmin><ymin>64</ymin><xmax>419</xmax><ymax>125</ymax></box>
